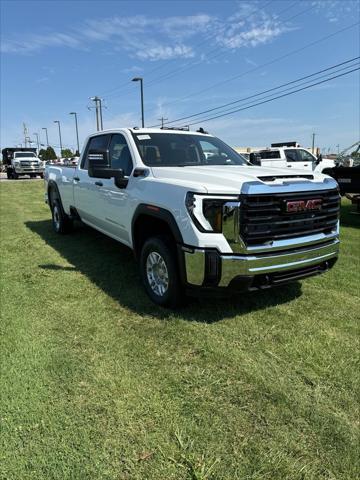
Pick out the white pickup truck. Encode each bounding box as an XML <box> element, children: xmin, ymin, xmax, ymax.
<box><xmin>2</xmin><ymin>148</ymin><xmax>44</xmax><ymax>179</ymax></box>
<box><xmin>252</xmin><ymin>146</ymin><xmax>336</xmax><ymax>173</ymax></box>
<box><xmin>45</xmin><ymin>128</ymin><xmax>340</xmax><ymax>306</ymax></box>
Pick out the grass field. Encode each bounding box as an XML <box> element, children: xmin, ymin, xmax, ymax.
<box><xmin>0</xmin><ymin>180</ymin><xmax>359</xmax><ymax>480</ymax></box>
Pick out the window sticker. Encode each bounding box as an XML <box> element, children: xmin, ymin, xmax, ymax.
<box><xmin>137</xmin><ymin>134</ymin><xmax>151</xmax><ymax>140</ymax></box>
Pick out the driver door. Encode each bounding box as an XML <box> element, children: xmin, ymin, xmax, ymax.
<box><xmin>95</xmin><ymin>133</ymin><xmax>134</xmax><ymax>245</ymax></box>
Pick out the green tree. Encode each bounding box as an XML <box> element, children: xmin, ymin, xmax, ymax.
<box><xmin>45</xmin><ymin>146</ymin><xmax>57</xmax><ymax>160</ymax></box>
<box><xmin>38</xmin><ymin>149</ymin><xmax>47</xmax><ymax>160</ymax></box>
<box><xmin>61</xmin><ymin>149</ymin><xmax>73</xmax><ymax>158</ymax></box>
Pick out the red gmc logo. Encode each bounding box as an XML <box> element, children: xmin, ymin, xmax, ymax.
<box><xmin>286</xmin><ymin>198</ymin><xmax>322</xmax><ymax>213</ymax></box>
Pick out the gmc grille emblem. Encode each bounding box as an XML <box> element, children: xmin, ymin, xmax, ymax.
<box><xmin>285</xmin><ymin>198</ymin><xmax>322</xmax><ymax>213</ymax></box>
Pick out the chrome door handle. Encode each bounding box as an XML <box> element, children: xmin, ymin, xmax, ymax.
<box><xmin>95</xmin><ymin>181</ymin><xmax>103</xmax><ymax>187</ymax></box>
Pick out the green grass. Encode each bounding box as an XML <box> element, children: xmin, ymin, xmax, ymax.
<box><xmin>0</xmin><ymin>180</ymin><xmax>359</xmax><ymax>480</ymax></box>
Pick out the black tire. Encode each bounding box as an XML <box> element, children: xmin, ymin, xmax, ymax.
<box><xmin>12</xmin><ymin>172</ymin><xmax>18</xmax><ymax>180</ymax></box>
<box><xmin>140</xmin><ymin>236</ymin><xmax>184</xmax><ymax>307</ymax></box>
<box><xmin>51</xmin><ymin>197</ymin><xmax>73</xmax><ymax>234</ymax></box>
<box><xmin>39</xmin><ymin>173</ymin><xmax>44</xmax><ymax>179</ymax></box>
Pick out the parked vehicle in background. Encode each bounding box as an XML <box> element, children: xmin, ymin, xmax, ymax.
<box><xmin>64</xmin><ymin>156</ymin><xmax>79</xmax><ymax>166</ymax></box>
<box><xmin>251</xmin><ymin>145</ymin><xmax>336</xmax><ymax>173</ymax></box>
<box><xmin>2</xmin><ymin>148</ymin><xmax>44</xmax><ymax>179</ymax></box>
<box><xmin>45</xmin><ymin>127</ymin><xmax>340</xmax><ymax>307</ymax></box>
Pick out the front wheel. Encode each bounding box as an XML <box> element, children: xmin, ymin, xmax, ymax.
<box><xmin>140</xmin><ymin>236</ymin><xmax>184</xmax><ymax>307</ymax></box>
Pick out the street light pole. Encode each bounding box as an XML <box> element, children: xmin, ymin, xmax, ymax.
<box><xmin>54</xmin><ymin>120</ymin><xmax>63</xmax><ymax>157</ymax></box>
<box><xmin>69</xmin><ymin>112</ymin><xmax>80</xmax><ymax>154</ymax></box>
<box><xmin>42</xmin><ymin>127</ymin><xmax>49</xmax><ymax>147</ymax></box>
<box><xmin>132</xmin><ymin>77</ymin><xmax>144</xmax><ymax>127</ymax></box>
<box><xmin>33</xmin><ymin>132</ymin><xmax>40</xmax><ymax>152</ymax></box>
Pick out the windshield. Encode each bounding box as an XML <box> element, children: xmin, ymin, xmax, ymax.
<box><xmin>15</xmin><ymin>152</ymin><xmax>36</xmax><ymax>158</ymax></box>
<box><xmin>133</xmin><ymin>133</ymin><xmax>248</xmax><ymax>167</ymax></box>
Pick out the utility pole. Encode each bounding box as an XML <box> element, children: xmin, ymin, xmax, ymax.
<box><xmin>158</xmin><ymin>117</ymin><xmax>168</xmax><ymax>128</ymax></box>
<box><xmin>336</xmin><ymin>144</ymin><xmax>340</xmax><ymax>155</ymax></box>
<box><xmin>33</xmin><ymin>132</ymin><xmax>40</xmax><ymax>152</ymax></box>
<box><xmin>89</xmin><ymin>96</ymin><xmax>104</xmax><ymax>131</ymax></box>
<box><xmin>311</xmin><ymin>133</ymin><xmax>316</xmax><ymax>154</ymax></box>
<box><xmin>54</xmin><ymin>120</ymin><xmax>63</xmax><ymax>157</ymax></box>
<box><xmin>42</xmin><ymin>127</ymin><xmax>49</xmax><ymax>147</ymax></box>
<box><xmin>69</xmin><ymin>112</ymin><xmax>80</xmax><ymax>154</ymax></box>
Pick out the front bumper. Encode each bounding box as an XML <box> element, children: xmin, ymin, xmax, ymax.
<box><xmin>183</xmin><ymin>238</ymin><xmax>339</xmax><ymax>292</ymax></box>
<box><xmin>15</xmin><ymin>168</ymin><xmax>44</xmax><ymax>174</ymax></box>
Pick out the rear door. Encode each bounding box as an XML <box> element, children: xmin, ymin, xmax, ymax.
<box><xmin>258</xmin><ymin>150</ymin><xmax>286</xmax><ymax>168</ymax></box>
<box><xmin>73</xmin><ymin>134</ymin><xmax>111</xmax><ymax>227</ymax></box>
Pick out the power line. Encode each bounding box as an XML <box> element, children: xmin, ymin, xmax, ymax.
<box><xmin>159</xmin><ymin>21</ymin><xmax>360</xmax><ymax>111</ymax></box>
<box><xmin>179</xmin><ymin>67</ymin><xmax>359</xmax><ymax>127</ymax></box>
<box><xmin>149</xmin><ymin>57</ymin><xmax>359</xmax><ymax>127</ymax></box>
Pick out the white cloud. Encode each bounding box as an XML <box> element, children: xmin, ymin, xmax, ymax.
<box><xmin>311</xmin><ymin>0</ymin><xmax>359</xmax><ymax>23</ymax></box>
<box><xmin>1</xmin><ymin>6</ymin><xmax>292</xmax><ymax>59</ymax></box>
<box><xmin>136</xmin><ymin>44</ymin><xmax>194</xmax><ymax>61</ymax></box>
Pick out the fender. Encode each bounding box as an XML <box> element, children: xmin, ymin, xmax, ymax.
<box><xmin>47</xmin><ymin>180</ymin><xmax>63</xmax><ymax>207</ymax></box>
<box><xmin>131</xmin><ymin>203</ymin><xmax>184</xmax><ymax>248</ymax></box>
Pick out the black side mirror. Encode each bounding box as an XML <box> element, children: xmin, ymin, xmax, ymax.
<box><xmin>316</xmin><ymin>154</ymin><xmax>322</xmax><ymax>165</ymax></box>
<box><xmin>88</xmin><ymin>152</ymin><xmax>128</xmax><ymax>188</ymax></box>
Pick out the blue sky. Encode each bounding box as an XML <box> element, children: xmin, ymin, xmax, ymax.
<box><xmin>1</xmin><ymin>0</ymin><xmax>359</xmax><ymax>154</ymax></box>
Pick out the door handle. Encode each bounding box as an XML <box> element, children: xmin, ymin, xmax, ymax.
<box><xmin>74</xmin><ymin>176</ymin><xmax>80</xmax><ymax>181</ymax></box>
<box><xmin>287</xmin><ymin>165</ymin><xmax>292</xmax><ymax>167</ymax></box>
<box><xmin>304</xmin><ymin>164</ymin><xmax>308</xmax><ymax>166</ymax></box>
<box><xmin>95</xmin><ymin>181</ymin><xmax>103</xmax><ymax>187</ymax></box>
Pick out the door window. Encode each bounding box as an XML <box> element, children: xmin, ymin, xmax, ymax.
<box><xmin>284</xmin><ymin>149</ymin><xmax>299</xmax><ymax>162</ymax></box>
<box><xmin>109</xmin><ymin>134</ymin><xmax>133</xmax><ymax>176</ymax></box>
<box><xmin>81</xmin><ymin>135</ymin><xmax>110</xmax><ymax>169</ymax></box>
<box><xmin>298</xmin><ymin>149</ymin><xmax>315</xmax><ymax>162</ymax></box>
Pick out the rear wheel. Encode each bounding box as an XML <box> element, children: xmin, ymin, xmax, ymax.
<box><xmin>50</xmin><ymin>196</ymin><xmax>73</xmax><ymax>234</ymax></box>
<box><xmin>140</xmin><ymin>236</ymin><xmax>184</xmax><ymax>307</ymax></box>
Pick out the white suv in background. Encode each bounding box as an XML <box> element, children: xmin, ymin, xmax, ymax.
<box><xmin>254</xmin><ymin>147</ymin><xmax>336</xmax><ymax>173</ymax></box>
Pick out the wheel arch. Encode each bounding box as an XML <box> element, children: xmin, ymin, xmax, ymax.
<box><xmin>131</xmin><ymin>204</ymin><xmax>183</xmax><ymax>259</ymax></box>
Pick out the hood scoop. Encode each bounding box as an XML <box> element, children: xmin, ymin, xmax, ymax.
<box><xmin>258</xmin><ymin>174</ymin><xmax>314</xmax><ymax>182</ymax></box>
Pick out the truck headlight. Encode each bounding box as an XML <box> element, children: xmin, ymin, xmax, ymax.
<box><xmin>185</xmin><ymin>193</ymin><xmax>239</xmax><ymax>233</ymax></box>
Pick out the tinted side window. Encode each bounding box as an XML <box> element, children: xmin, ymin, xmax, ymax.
<box><xmin>298</xmin><ymin>149</ymin><xmax>315</xmax><ymax>162</ymax></box>
<box><xmin>285</xmin><ymin>149</ymin><xmax>298</xmax><ymax>162</ymax></box>
<box><xmin>259</xmin><ymin>150</ymin><xmax>281</xmax><ymax>159</ymax></box>
<box><xmin>108</xmin><ymin>134</ymin><xmax>133</xmax><ymax>176</ymax></box>
<box><xmin>81</xmin><ymin>135</ymin><xmax>110</xmax><ymax>169</ymax></box>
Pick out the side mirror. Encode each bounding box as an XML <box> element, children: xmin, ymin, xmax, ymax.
<box><xmin>316</xmin><ymin>154</ymin><xmax>322</xmax><ymax>165</ymax></box>
<box><xmin>88</xmin><ymin>152</ymin><xmax>128</xmax><ymax>188</ymax></box>
<box><xmin>249</xmin><ymin>152</ymin><xmax>261</xmax><ymax>166</ymax></box>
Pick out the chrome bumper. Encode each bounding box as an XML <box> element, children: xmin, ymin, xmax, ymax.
<box><xmin>184</xmin><ymin>239</ymin><xmax>339</xmax><ymax>288</ymax></box>
<box><xmin>15</xmin><ymin>168</ymin><xmax>44</xmax><ymax>174</ymax></box>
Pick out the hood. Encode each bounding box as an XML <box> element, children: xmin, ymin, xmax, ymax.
<box><xmin>151</xmin><ymin>165</ymin><xmax>327</xmax><ymax>194</ymax></box>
